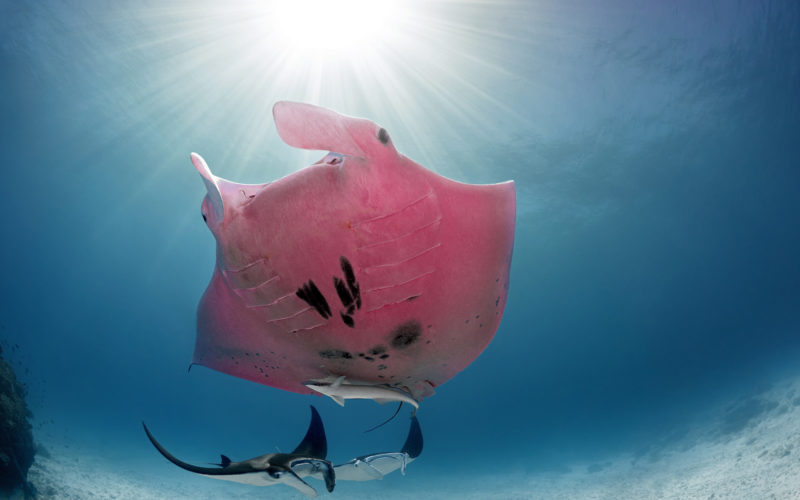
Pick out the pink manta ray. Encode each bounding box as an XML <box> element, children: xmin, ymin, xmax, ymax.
<box><xmin>190</xmin><ymin>102</ymin><xmax>515</xmax><ymax>403</ymax></box>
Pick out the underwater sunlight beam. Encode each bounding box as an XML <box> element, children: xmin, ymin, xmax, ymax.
<box><xmin>273</xmin><ymin>0</ymin><xmax>402</xmax><ymax>56</ymax></box>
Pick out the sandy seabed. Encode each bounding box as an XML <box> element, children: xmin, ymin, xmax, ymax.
<box><xmin>16</xmin><ymin>377</ymin><xmax>800</xmax><ymax>500</ymax></box>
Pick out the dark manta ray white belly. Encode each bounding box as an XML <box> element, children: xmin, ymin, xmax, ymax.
<box><xmin>191</xmin><ymin>101</ymin><xmax>516</xmax><ymax>401</ymax></box>
<box><xmin>142</xmin><ymin>406</ymin><xmax>334</xmax><ymax>498</ymax></box>
<box><xmin>334</xmin><ymin>415</ymin><xmax>423</xmax><ymax>481</ymax></box>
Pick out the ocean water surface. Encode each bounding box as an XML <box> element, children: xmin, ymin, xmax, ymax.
<box><xmin>1</xmin><ymin>1</ymin><xmax>799</xmax><ymax>498</ymax></box>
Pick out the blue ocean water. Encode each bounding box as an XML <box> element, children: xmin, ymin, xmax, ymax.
<box><xmin>1</xmin><ymin>0</ymin><xmax>799</xmax><ymax>497</ymax></box>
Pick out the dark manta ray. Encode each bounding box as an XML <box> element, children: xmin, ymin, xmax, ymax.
<box><xmin>142</xmin><ymin>406</ymin><xmax>335</xmax><ymax>498</ymax></box>
<box><xmin>190</xmin><ymin>101</ymin><xmax>516</xmax><ymax>405</ymax></box>
<box><xmin>334</xmin><ymin>415</ymin><xmax>423</xmax><ymax>481</ymax></box>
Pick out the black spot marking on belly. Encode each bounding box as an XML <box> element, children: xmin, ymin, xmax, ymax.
<box><xmin>340</xmin><ymin>312</ymin><xmax>355</xmax><ymax>328</ymax></box>
<box><xmin>377</xmin><ymin>364</ymin><xmax>387</xmax><ymax>371</ymax></box>
<box><xmin>340</xmin><ymin>257</ymin><xmax>361</xmax><ymax>308</ymax></box>
<box><xmin>369</xmin><ymin>345</ymin><xmax>387</xmax><ymax>356</ymax></box>
<box><xmin>334</xmin><ymin>278</ymin><xmax>353</xmax><ymax>308</ymax></box>
<box><xmin>364</xmin><ymin>356</ymin><xmax>374</xmax><ymax>362</ymax></box>
<box><xmin>377</xmin><ymin>128</ymin><xmax>390</xmax><ymax>144</ymax></box>
<box><xmin>334</xmin><ymin>256</ymin><xmax>361</xmax><ymax>327</ymax></box>
<box><xmin>390</xmin><ymin>321</ymin><xmax>422</xmax><ymax>349</ymax></box>
<box><xmin>296</xmin><ymin>280</ymin><xmax>332</xmax><ymax>319</ymax></box>
<box><xmin>379</xmin><ymin>354</ymin><xmax>389</xmax><ymax>360</ymax></box>
<box><xmin>319</xmin><ymin>349</ymin><xmax>353</xmax><ymax>360</ymax></box>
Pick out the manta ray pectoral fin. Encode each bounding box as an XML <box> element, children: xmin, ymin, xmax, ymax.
<box><xmin>290</xmin><ymin>406</ymin><xmax>328</xmax><ymax>459</ymax></box>
<box><xmin>401</xmin><ymin>416</ymin><xmax>424</xmax><ymax>459</ymax></box>
<box><xmin>360</xmin><ymin>460</ymin><xmax>385</xmax><ymax>480</ymax></box>
<box><xmin>400</xmin><ymin>417</ymin><xmax>423</xmax><ymax>459</ymax></box>
<box><xmin>332</xmin><ymin>458</ymin><xmax>383</xmax><ymax>482</ymax></box>
<box><xmin>281</xmin><ymin>467</ymin><xmax>319</xmax><ymax>498</ymax></box>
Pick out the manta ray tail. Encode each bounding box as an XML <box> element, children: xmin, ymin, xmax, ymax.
<box><xmin>364</xmin><ymin>402</ymin><xmax>404</xmax><ymax>433</ymax></box>
<box><xmin>290</xmin><ymin>405</ymin><xmax>328</xmax><ymax>459</ymax></box>
<box><xmin>142</xmin><ymin>422</ymin><xmax>251</xmax><ymax>475</ymax></box>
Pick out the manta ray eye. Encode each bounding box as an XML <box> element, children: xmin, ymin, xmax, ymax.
<box><xmin>377</xmin><ymin>127</ymin><xmax>390</xmax><ymax>144</ymax></box>
<box><xmin>267</xmin><ymin>467</ymin><xmax>284</xmax><ymax>479</ymax></box>
<box><xmin>202</xmin><ymin>212</ymin><xmax>207</xmax><ymax>223</ymax></box>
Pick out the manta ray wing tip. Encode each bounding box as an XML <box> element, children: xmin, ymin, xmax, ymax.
<box><xmin>189</xmin><ymin>152</ymin><xmax>206</xmax><ymax>168</ymax></box>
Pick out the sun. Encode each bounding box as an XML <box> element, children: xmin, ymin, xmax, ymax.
<box><xmin>273</xmin><ymin>0</ymin><xmax>401</xmax><ymax>56</ymax></box>
<box><xmin>112</xmin><ymin>0</ymin><xmax>533</xmax><ymax>180</ymax></box>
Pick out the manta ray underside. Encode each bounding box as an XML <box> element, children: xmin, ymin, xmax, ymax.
<box><xmin>191</xmin><ymin>101</ymin><xmax>516</xmax><ymax>403</ymax></box>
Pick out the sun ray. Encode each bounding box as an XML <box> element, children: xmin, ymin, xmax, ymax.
<box><xmin>18</xmin><ymin>0</ymin><xmax>553</xmax><ymax>190</ymax></box>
